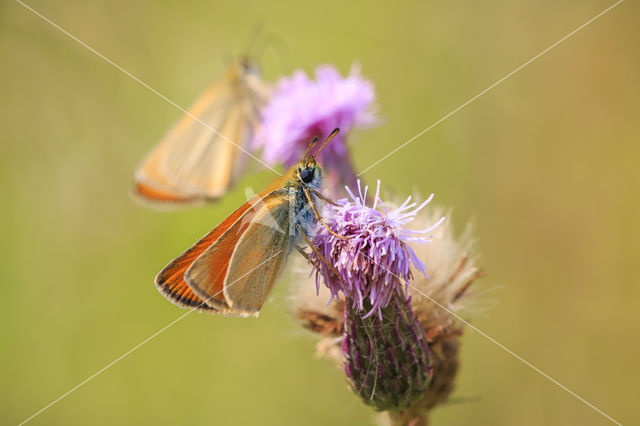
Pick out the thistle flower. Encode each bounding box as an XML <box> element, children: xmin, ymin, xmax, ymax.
<box><xmin>304</xmin><ymin>181</ymin><xmax>445</xmax><ymax>414</ymax></box>
<box><xmin>254</xmin><ymin>64</ymin><xmax>377</xmax><ymax>194</ymax></box>
<box><xmin>310</xmin><ymin>180</ymin><xmax>444</xmax><ymax>319</ymax></box>
<box><xmin>293</xmin><ymin>187</ymin><xmax>484</xmax><ymax>425</ymax></box>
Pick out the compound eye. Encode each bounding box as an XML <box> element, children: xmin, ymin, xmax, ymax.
<box><xmin>241</xmin><ymin>59</ymin><xmax>257</xmax><ymax>75</ymax></box>
<box><xmin>300</xmin><ymin>168</ymin><xmax>314</xmax><ymax>184</ymax></box>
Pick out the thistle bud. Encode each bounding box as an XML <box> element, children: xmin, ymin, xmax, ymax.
<box><xmin>342</xmin><ymin>293</ymin><xmax>433</xmax><ymax>411</ymax></box>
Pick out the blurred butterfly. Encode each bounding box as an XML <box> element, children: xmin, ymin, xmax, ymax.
<box><xmin>154</xmin><ymin>129</ymin><xmax>343</xmax><ymax>316</ymax></box>
<box><xmin>133</xmin><ymin>57</ymin><xmax>269</xmax><ymax>207</ymax></box>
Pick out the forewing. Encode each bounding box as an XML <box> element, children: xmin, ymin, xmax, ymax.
<box><xmin>185</xmin><ymin>189</ymin><xmax>292</xmax><ymax>316</ymax></box>
<box><xmin>154</xmin><ymin>195</ymin><xmax>260</xmax><ymax>311</ymax></box>
<box><xmin>134</xmin><ymin>72</ymin><xmax>267</xmax><ymax>205</ymax></box>
<box><xmin>133</xmin><ymin>182</ymin><xmax>203</xmax><ymax>207</ymax></box>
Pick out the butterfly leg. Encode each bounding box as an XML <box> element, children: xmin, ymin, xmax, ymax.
<box><xmin>310</xmin><ymin>188</ymin><xmax>341</xmax><ymax>206</ymax></box>
<box><xmin>296</xmin><ymin>224</ymin><xmax>343</xmax><ymax>283</ymax></box>
<box><xmin>301</xmin><ymin>186</ymin><xmax>348</xmax><ymax>239</ymax></box>
<box><xmin>296</xmin><ymin>245</ymin><xmax>309</xmax><ymax>260</ymax></box>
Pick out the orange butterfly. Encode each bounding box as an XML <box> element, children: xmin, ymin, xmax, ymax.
<box><xmin>155</xmin><ymin>129</ymin><xmax>342</xmax><ymax>316</ymax></box>
<box><xmin>133</xmin><ymin>58</ymin><xmax>269</xmax><ymax>207</ymax></box>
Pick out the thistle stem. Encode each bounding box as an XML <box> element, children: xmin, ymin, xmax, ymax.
<box><xmin>388</xmin><ymin>409</ymin><xmax>429</xmax><ymax>426</ymax></box>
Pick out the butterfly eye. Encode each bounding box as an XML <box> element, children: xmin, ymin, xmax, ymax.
<box><xmin>300</xmin><ymin>168</ymin><xmax>314</xmax><ymax>184</ymax></box>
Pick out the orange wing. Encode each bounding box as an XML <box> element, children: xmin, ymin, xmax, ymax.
<box><xmin>221</xmin><ymin>194</ymin><xmax>291</xmax><ymax>314</ymax></box>
<box><xmin>185</xmin><ymin>189</ymin><xmax>291</xmax><ymax>315</ymax></box>
<box><xmin>133</xmin><ymin>182</ymin><xmax>203</xmax><ymax>206</ymax></box>
<box><xmin>154</xmin><ymin>195</ymin><xmax>259</xmax><ymax>311</ymax></box>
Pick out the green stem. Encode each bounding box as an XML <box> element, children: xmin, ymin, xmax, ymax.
<box><xmin>388</xmin><ymin>409</ymin><xmax>429</xmax><ymax>426</ymax></box>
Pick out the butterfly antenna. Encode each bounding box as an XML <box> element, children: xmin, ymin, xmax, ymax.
<box><xmin>303</xmin><ymin>136</ymin><xmax>320</xmax><ymax>161</ymax></box>
<box><xmin>310</xmin><ymin>128</ymin><xmax>340</xmax><ymax>161</ymax></box>
<box><xmin>242</xmin><ymin>22</ymin><xmax>266</xmax><ymax>57</ymax></box>
<box><xmin>255</xmin><ymin>32</ymin><xmax>291</xmax><ymax>73</ymax></box>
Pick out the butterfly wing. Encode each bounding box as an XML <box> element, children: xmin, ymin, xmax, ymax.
<box><xmin>154</xmin><ymin>194</ymin><xmax>261</xmax><ymax>311</ymax></box>
<box><xmin>133</xmin><ymin>182</ymin><xmax>202</xmax><ymax>206</ymax></box>
<box><xmin>134</xmin><ymin>66</ymin><xmax>267</xmax><ymax>206</ymax></box>
<box><xmin>185</xmin><ymin>189</ymin><xmax>292</xmax><ymax>316</ymax></box>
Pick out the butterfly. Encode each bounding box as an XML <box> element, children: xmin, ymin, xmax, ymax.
<box><xmin>133</xmin><ymin>57</ymin><xmax>269</xmax><ymax>207</ymax></box>
<box><xmin>155</xmin><ymin>129</ymin><xmax>342</xmax><ymax>316</ymax></box>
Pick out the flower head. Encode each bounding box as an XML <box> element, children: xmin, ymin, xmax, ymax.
<box><xmin>309</xmin><ymin>180</ymin><xmax>444</xmax><ymax>319</ymax></box>
<box><xmin>255</xmin><ymin>64</ymin><xmax>377</xmax><ymax>194</ymax></box>
<box><xmin>295</xmin><ymin>188</ymin><xmax>484</xmax><ymax>422</ymax></box>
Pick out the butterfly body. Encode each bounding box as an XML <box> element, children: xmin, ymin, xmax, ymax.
<box><xmin>285</xmin><ymin>165</ymin><xmax>324</xmax><ymax>242</ymax></box>
<box><xmin>155</xmin><ymin>159</ymin><xmax>325</xmax><ymax>316</ymax></box>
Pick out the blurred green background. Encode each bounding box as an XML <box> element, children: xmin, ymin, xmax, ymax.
<box><xmin>1</xmin><ymin>0</ymin><xmax>638</xmax><ymax>424</ymax></box>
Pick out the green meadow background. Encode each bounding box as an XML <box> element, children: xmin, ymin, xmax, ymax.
<box><xmin>1</xmin><ymin>1</ymin><xmax>638</xmax><ymax>424</ymax></box>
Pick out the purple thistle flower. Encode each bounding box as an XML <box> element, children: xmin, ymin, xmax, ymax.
<box><xmin>254</xmin><ymin>64</ymin><xmax>377</xmax><ymax>194</ymax></box>
<box><xmin>309</xmin><ymin>180</ymin><xmax>445</xmax><ymax>319</ymax></box>
<box><xmin>294</xmin><ymin>187</ymin><xmax>482</xmax><ymax>421</ymax></box>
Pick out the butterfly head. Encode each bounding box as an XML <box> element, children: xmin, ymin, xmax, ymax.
<box><xmin>295</xmin><ymin>159</ymin><xmax>323</xmax><ymax>191</ymax></box>
<box><xmin>295</xmin><ymin>128</ymin><xmax>341</xmax><ymax>190</ymax></box>
<box><xmin>238</xmin><ymin>56</ymin><xmax>260</xmax><ymax>77</ymax></box>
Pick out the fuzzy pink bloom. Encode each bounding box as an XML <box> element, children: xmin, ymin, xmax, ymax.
<box><xmin>309</xmin><ymin>180</ymin><xmax>444</xmax><ymax>318</ymax></box>
<box><xmin>255</xmin><ymin>64</ymin><xmax>377</xmax><ymax>195</ymax></box>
